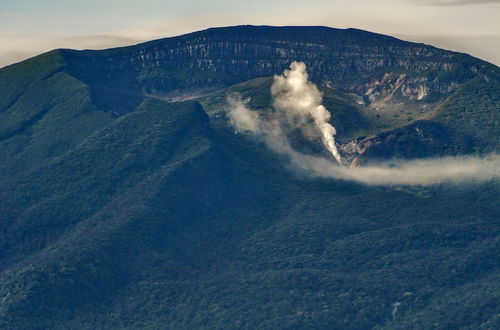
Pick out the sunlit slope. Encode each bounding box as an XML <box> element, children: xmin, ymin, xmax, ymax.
<box><xmin>0</xmin><ymin>51</ymin><xmax>112</xmax><ymax>178</ymax></box>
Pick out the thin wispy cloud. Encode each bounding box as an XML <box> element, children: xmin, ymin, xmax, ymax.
<box><xmin>417</xmin><ymin>0</ymin><xmax>499</xmax><ymax>6</ymax></box>
<box><xmin>0</xmin><ymin>34</ymin><xmax>143</xmax><ymax>67</ymax></box>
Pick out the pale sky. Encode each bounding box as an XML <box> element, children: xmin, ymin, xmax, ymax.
<box><xmin>0</xmin><ymin>0</ymin><xmax>499</xmax><ymax>68</ymax></box>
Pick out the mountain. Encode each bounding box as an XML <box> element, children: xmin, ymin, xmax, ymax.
<box><xmin>0</xmin><ymin>25</ymin><xmax>498</xmax><ymax>329</ymax></box>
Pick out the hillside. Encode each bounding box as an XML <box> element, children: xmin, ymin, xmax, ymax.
<box><xmin>0</xmin><ymin>26</ymin><xmax>498</xmax><ymax>329</ymax></box>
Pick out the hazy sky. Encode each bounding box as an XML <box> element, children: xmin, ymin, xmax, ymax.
<box><xmin>1</xmin><ymin>0</ymin><xmax>499</xmax><ymax>67</ymax></box>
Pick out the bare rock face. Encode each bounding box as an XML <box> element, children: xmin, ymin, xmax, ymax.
<box><xmin>60</xmin><ymin>26</ymin><xmax>497</xmax><ymax>116</ymax></box>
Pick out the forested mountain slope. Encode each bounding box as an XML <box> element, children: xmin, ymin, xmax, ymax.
<box><xmin>0</xmin><ymin>26</ymin><xmax>498</xmax><ymax>329</ymax></box>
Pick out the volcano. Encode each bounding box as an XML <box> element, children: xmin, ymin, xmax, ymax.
<box><xmin>0</xmin><ymin>26</ymin><xmax>498</xmax><ymax>329</ymax></box>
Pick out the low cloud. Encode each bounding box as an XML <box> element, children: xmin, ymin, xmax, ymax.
<box><xmin>0</xmin><ymin>34</ymin><xmax>142</xmax><ymax>68</ymax></box>
<box><xmin>289</xmin><ymin>152</ymin><xmax>500</xmax><ymax>186</ymax></box>
<box><xmin>227</xmin><ymin>62</ymin><xmax>500</xmax><ymax>186</ymax></box>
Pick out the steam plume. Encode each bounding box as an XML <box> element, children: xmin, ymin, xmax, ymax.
<box><xmin>226</xmin><ymin>62</ymin><xmax>500</xmax><ymax>186</ymax></box>
<box><xmin>271</xmin><ymin>62</ymin><xmax>342</xmax><ymax>164</ymax></box>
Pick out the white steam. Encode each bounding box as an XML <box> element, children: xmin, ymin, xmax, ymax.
<box><xmin>227</xmin><ymin>97</ymin><xmax>262</xmax><ymax>133</ymax></box>
<box><xmin>271</xmin><ymin>62</ymin><xmax>342</xmax><ymax>164</ymax></box>
<box><xmin>289</xmin><ymin>152</ymin><xmax>500</xmax><ymax>186</ymax></box>
<box><xmin>226</xmin><ymin>62</ymin><xmax>500</xmax><ymax>186</ymax></box>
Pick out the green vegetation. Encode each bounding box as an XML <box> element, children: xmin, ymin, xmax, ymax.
<box><xmin>434</xmin><ymin>77</ymin><xmax>500</xmax><ymax>150</ymax></box>
<box><xmin>0</xmin><ymin>50</ymin><xmax>66</xmax><ymax>114</ymax></box>
<box><xmin>0</xmin><ymin>26</ymin><xmax>498</xmax><ymax>329</ymax></box>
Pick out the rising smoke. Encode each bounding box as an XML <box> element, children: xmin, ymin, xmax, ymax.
<box><xmin>227</xmin><ymin>62</ymin><xmax>500</xmax><ymax>186</ymax></box>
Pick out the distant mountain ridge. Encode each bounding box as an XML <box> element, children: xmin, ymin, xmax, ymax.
<box><xmin>56</xmin><ymin>25</ymin><xmax>498</xmax><ymax>114</ymax></box>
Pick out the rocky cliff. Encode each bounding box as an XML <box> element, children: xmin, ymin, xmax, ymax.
<box><xmin>60</xmin><ymin>25</ymin><xmax>498</xmax><ymax>116</ymax></box>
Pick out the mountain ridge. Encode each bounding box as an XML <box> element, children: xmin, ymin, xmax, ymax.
<box><xmin>1</xmin><ymin>25</ymin><xmax>498</xmax><ymax>172</ymax></box>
